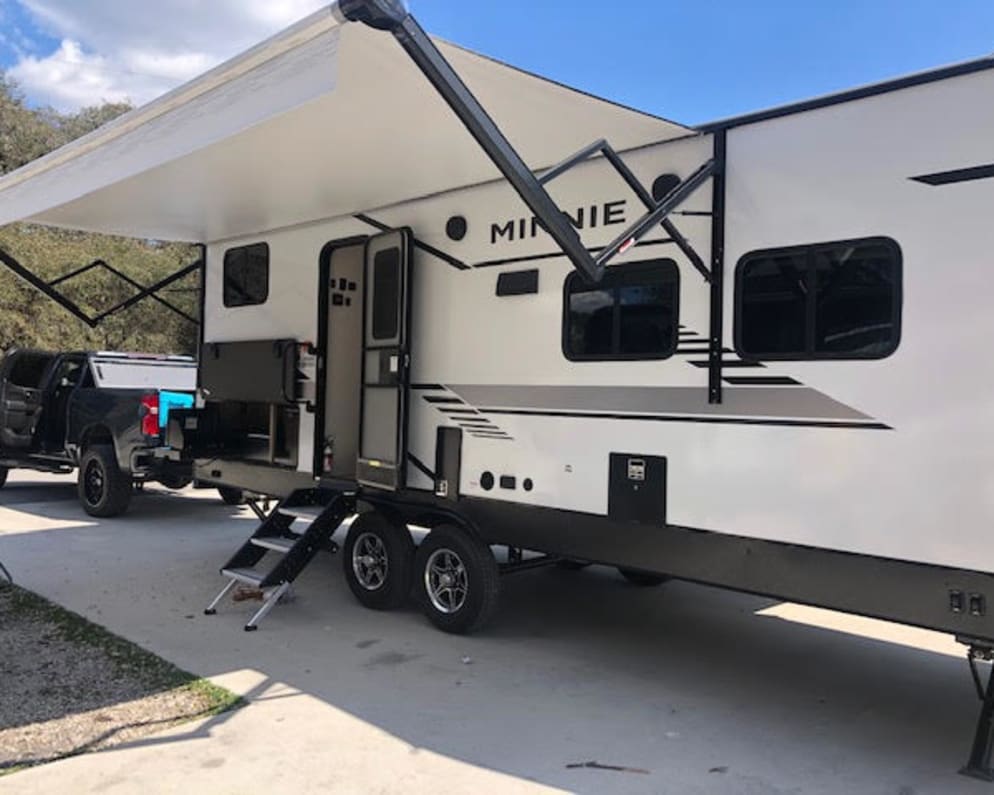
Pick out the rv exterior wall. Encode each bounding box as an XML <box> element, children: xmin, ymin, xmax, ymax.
<box><xmin>205</xmin><ymin>65</ymin><xmax>994</xmax><ymax>573</ymax></box>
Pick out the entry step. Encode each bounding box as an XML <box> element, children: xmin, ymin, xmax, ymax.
<box><xmin>250</xmin><ymin>536</ymin><xmax>296</xmax><ymax>553</ymax></box>
<box><xmin>221</xmin><ymin>567</ymin><xmax>265</xmax><ymax>587</ymax></box>
<box><xmin>278</xmin><ymin>505</ymin><xmax>323</xmax><ymax>522</ymax></box>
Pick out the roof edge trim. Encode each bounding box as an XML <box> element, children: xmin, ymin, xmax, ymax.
<box><xmin>699</xmin><ymin>55</ymin><xmax>994</xmax><ymax>132</ymax></box>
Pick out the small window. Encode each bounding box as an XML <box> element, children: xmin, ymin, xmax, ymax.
<box><xmin>735</xmin><ymin>237</ymin><xmax>901</xmax><ymax>360</ymax></box>
<box><xmin>371</xmin><ymin>248</ymin><xmax>401</xmax><ymax>341</ymax></box>
<box><xmin>223</xmin><ymin>243</ymin><xmax>269</xmax><ymax>307</ymax></box>
<box><xmin>563</xmin><ymin>259</ymin><xmax>679</xmax><ymax>361</ymax></box>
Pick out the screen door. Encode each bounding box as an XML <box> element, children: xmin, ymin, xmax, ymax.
<box><xmin>357</xmin><ymin>229</ymin><xmax>412</xmax><ymax>490</ymax></box>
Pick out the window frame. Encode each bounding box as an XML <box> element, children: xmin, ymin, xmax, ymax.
<box><xmin>561</xmin><ymin>258</ymin><xmax>680</xmax><ymax>362</ymax></box>
<box><xmin>733</xmin><ymin>236</ymin><xmax>903</xmax><ymax>362</ymax></box>
<box><xmin>223</xmin><ymin>242</ymin><xmax>270</xmax><ymax>308</ymax></box>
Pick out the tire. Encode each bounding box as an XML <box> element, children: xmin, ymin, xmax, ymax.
<box><xmin>0</xmin><ymin>466</ymin><xmax>7</xmax><ymax>489</ymax></box>
<box><xmin>78</xmin><ymin>445</ymin><xmax>132</xmax><ymax>517</ymax></box>
<box><xmin>342</xmin><ymin>512</ymin><xmax>415</xmax><ymax>610</ymax></box>
<box><xmin>618</xmin><ymin>567</ymin><xmax>669</xmax><ymax>587</ymax></box>
<box><xmin>415</xmin><ymin>524</ymin><xmax>500</xmax><ymax>635</ymax></box>
<box><xmin>217</xmin><ymin>486</ymin><xmax>244</xmax><ymax>505</ymax></box>
<box><xmin>159</xmin><ymin>473</ymin><xmax>192</xmax><ymax>491</ymax></box>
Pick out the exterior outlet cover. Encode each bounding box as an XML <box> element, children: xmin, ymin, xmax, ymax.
<box><xmin>608</xmin><ymin>453</ymin><xmax>666</xmax><ymax>525</ymax></box>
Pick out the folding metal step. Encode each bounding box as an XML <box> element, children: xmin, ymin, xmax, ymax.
<box><xmin>221</xmin><ymin>567</ymin><xmax>265</xmax><ymax>587</ymax></box>
<box><xmin>250</xmin><ymin>536</ymin><xmax>296</xmax><ymax>553</ymax></box>
<box><xmin>278</xmin><ymin>505</ymin><xmax>323</xmax><ymax>522</ymax></box>
<box><xmin>204</xmin><ymin>486</ymin><xmax>356</xmax><ymax>630</ymax></box>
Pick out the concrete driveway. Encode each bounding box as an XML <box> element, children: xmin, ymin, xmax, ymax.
<box><xmin>0</xmin><ymin>471</ymin><xmax>986</xmax><ymax>794</ymax></box>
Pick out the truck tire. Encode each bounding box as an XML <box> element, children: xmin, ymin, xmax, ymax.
<box><xmin>618</xmin><ymin>567</ymin><xmax>669</xmax><ymax>587</ymax></box>
<box><xmin>415</xmin><ymin>524</ymin><xmax>500</xmax><ymax>635</ymax></box>
<box><xmin>0</xmin><ymin>466</ymin><xmax>7</xmax><ymax>489</ymax></box>
<box><xmin>217</xmin><ymin>486</ymin><xmax>244</xmax><ymax>505</ymax></box>
<box><xmin>342</xmin><ymin>512</ymin><xmax>414</xmax><ymax>610</ymax></box>
<box><xmin>78</xmin><ymin>445</ymin><xmax>132</xmax><ymax>517</ymax></box>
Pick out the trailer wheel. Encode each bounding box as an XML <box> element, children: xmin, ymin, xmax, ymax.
<box><xmin>415</xmin><ymin>524</ymin><xmax>500</xmax><ymax>634</ymax></box>
<box><xmin>618</xmin><ymin>567</ymin><xmax>669</xmax><ymax>587</ymax></box>
<box><xmin>217</xmin><ymin>486</ymin><xmax>244</xmax><ymax>505</ymax></box>
<box><xmin>78</xmin><ymin>445</ymin><xmax>132</xmax><ymax>517</ymax></box>
<box><xmin>0</xmin><ymin>466</ymin><xmax>7</xmax><ymax>489</ymax></box>
<box><xmin>342</xmin><ymin>512</ymin><xmax>414</xmax><ymax>610</ymax></box>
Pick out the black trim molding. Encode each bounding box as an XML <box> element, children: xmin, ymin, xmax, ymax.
<box><xmin>911</xmin><ymin>163</ymin><xmax>994</xmax><ymax>186</ymax></box>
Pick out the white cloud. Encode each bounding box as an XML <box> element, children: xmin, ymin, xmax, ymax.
<box><xmin>7</xmin><ymin>0</ymin><xmax>327</xmax><ymax>110</ymax></box>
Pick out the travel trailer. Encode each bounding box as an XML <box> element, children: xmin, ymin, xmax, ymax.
<box><xmin>0</xmin><ymin>0</ymin><xmax>993</xmax><ymax>777</ymax></box>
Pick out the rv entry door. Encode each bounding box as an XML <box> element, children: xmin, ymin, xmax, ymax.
<box><xmin>357</xmin><ymin>229</ymin><xmax>412</xmax><ymax>490</ymax></box>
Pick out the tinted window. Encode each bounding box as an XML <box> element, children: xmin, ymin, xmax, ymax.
<box><xmin>371</xmin><ymin>248</ymin><xmax>401</xmax><ymax>341</ymax></box>
<box><xmin>9</xmin><ymin>353</ymin><xmax>54</xmax><ymax>387</ymax></box>
<box><xmin>223</xmin><ymin>243</ymin><xmax>269</xmax><ymax>307</ymax></box>
<box><xmin>736</xmin><ymin>237</ymin><xmax>901</xmax><ymax>360</ymax></box>
<box><xmin>564</xmin><ymin>259</ymin><xmax>679</xmax><ymax>361</ymax></box>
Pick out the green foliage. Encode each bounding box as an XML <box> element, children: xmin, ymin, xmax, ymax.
<box><xmin>0</xmin><ymin>75</ymin><xmax>199</xmax><ymax>355</ymax></box>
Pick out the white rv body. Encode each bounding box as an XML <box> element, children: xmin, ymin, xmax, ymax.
<box><xmin>200</xmin><ymin>60</ymin><xmax>994</xmax><ymax>574</ymax></box>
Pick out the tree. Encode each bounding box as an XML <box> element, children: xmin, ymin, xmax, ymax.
<box><xmin>0</xmin><ymin>74</ymin><xmax>200</xmax><ymax>355</ymax></box>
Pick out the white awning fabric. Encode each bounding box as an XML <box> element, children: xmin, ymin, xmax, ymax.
<box><xmin>0</xmin><ymin>4</ymin><xmax>692</xmax><ymax>244</ymax></box>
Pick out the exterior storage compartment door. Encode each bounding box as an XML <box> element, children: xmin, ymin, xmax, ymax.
<box><xmin>357</xmin><ymin>229</ymin><xmax>412</xmax><ymax>490</ymax></box>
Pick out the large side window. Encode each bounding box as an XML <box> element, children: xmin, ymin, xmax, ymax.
<box><xmin>223</xmin><ymin>242</ymin><xmax>270</xmax><ymax>308</ymax></box>
<box><xmin>735</xmin><ymin>237</ymin><xmax>901</xmax><ymax>360</ymax></box>
<box><xmin>563</xmin><ymin>259</ymin><xmax>679</xmax><ymax>361</ymax></box>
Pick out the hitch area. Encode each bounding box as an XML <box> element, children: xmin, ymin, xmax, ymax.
<box><xmin>960</xmin><ymin>639</ymin><xmax>994</xmax><ymax>781</ymax></box>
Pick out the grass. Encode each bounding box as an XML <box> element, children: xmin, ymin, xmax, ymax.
<box><xmin>0</xmin><ymin>583</ymin><xmax>244</xmax><ymax>775</ymax></box>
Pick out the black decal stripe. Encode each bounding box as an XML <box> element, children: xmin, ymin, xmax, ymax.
<box><xmin>355</xmin><ymin>214</ymin><xmax>470</xmax><ymax>270</ymax></box>
<box><xmin>910</xmin><ymin>163</ymin><xmax>994</xmax><ymax>186</ymax></box>
<box><xmin>424</xmin><ymin>396</ymin><xmax>464</xmax><ymax>404</ymax></box>
<box><xmin>479</xmin><ymin>407</ymin><xmax>890</xmax><ymax>430</ymax></box>
<box><xmin>407</xmin><ymin>453</ymin><xmax>436</xmax><ymax>481</ymax></box>
<box><xmin>473</xmin><ymin>237</ymin><xmax>673</xmax><ymax>269</ymax></box>
<box><xmin>690</xmin><ymin>360</ymin><xmax>764</xmax><ymax>368</ymax></box>
<box><xmin>724</xmin><ymin>376</ymin><xmax>801</xmax><ymax>386</ymax></box>
<box><xmin>437</xmin><ymin>407</ymin><xmax>480</xmax><ymax>414</ymax></box>
<box><xmin>410</xmin><ymin>383</ymin><xmax>446</xmax><ymax>391</ymax></box>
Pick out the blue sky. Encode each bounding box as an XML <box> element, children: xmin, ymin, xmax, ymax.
<box><xmin>1</xmin><ymin>1</ymin><xmax>993</xmax><ymax>123</ymax></box>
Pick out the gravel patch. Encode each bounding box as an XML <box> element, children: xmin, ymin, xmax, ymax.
<box><xmin>0</xmin><ymin>584</ymin><xmax>241</xmax><ymax>774</ymax></box>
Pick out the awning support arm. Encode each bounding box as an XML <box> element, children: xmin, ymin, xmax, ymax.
<box><xmin>538</xmin><ymin>139</ymin><xmax>713</xmax><ymax>283</ymax></box>
<box><xmin>91</xmin><ymin>260</ymin><xmax>202</xmax><ymax>324</ymax></box>
<box><xmin>339</xmin><ymin>0</ymin><xmax>603</xmax><ymax>281</ymax></box>
<box><xmin>0</xmin><ymin>246</ymin><xmax>201</xmax><ymax>328</ymax></box>
<box><xmin>340</xmin><ymin>1</ymin><xmax>717</xmax><ymax>284</ymax></box>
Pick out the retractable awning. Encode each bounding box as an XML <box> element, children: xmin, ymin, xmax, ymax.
<box><xmin>0</xmin><ymin>3</ymin><xmax>691</xmax><ymax>244</ymax></box>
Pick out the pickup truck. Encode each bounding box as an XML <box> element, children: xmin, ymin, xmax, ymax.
<box><xmin>0</xmin><ymin>349</ymin><xmax>197</xmax><ymax>517</ymax></box>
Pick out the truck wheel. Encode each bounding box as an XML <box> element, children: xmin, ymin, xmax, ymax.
<box><xmin>78</xmin><ymin>445</ymin><xmax>132</xmax><ymax>517</ymax></box>
<box><xmin>415</xmin><ymin>524</ymin><xmax>500</xmax><ymax>634</ymax></box>
<box><xmin>0</xmin><ymin>466</ymin><xmax>7</xmax><ymax>489</ymax></box>
<box><xmin>343</xmin><ymin>512</ymin><xmax>414</xmax><ymax>610</ymax></box>
<box><xmin>217</xmin><ymin>486</ymin><xmax>244</xmax><ymax>505</ymax></box>
<box><xmin>618</xmin><ymin>567</ymin><xmax>669</xmax><ymax>587</ymax></box>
